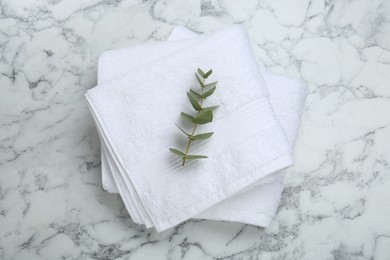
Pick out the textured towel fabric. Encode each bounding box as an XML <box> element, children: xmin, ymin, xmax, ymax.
<box><xmin>97</xmin><ymin>26</ymin><xmax>308</xmax><ymax>228</ymax></box>
<box><xmin>86</xmin><ymin>25</ymin><xmax>294</xmax><ymax>232</ymax></box>
<box><xmin>196</xmin><ymin>71</ymin><xmax>308</xmax><ymax>224</ymax></box>
<box><xmin>98</xmin><ymin>26</ymin><xmax>307</xmax><ymax>227</ymax></box>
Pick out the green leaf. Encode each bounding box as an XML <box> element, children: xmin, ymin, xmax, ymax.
<box><xmin>195</xmin><ymin>73</ymin><xmax>204</xmax><ymax>87</ymax></box>
<box><xmin>192</xmin><ymin>132</ymin><xmax>214</xmax><ymax>140</ymax></box>
<box><xmin>187</xmin><ymin>92</ymin><xmax>202</xmax><ymax>111</ymax></box>
<box><xmin>202</xmin><ymin>105</ymin><xmax>219</xmax><ymax>112</ymax></box>
<box><xmin>185</xmin><ymin>154</ymin><xmax>208</xmax><ymax>160</ymax></box>
<box><xmin>203</xmin><ymin>69</ymin><xmax>213</xmax><ymax>79</ymax></box>
<box><xmin>181</xmin><ymin>112</ymin><xmax>195</xmax><ymax>123</ymax></box>
<box><xmin>193</xmin><ymin>110</ymin><xmax>213</xmax><ymax>124</ymax></box>
<box><xmin>197</xmin><ymin>68</ymin><xmax>205</xmax><ymax>77</ymax></box>
<box><xmin>176</xmin><ymin>124</ymin><xmax>190</xmax><ymax>137</ymax></box>
<box><xmin>169</xmin><ymin>148</ymin><xmax>185</xmax><ymax>157</ymax></box>
<box><xmin>204</xmin><ymin>81</ymin><xmax>217</xmax><ymax>88</ymax></box>
<box><xmin>170</xmin><ymin>68</ymin><xmax>219</xmax><ymax>166</ymax></box>
<box><xmin>190</xmin><ymin>89</ymin><xmax>202</xmax><ymax>99</ymax></box>
<box><xmin>201</xmin><ymin>86</ymin><xmax>216</xmax><ymax>99</ymax></box>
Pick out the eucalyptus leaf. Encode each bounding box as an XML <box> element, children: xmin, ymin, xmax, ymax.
<box><xmin>171</xmin><ymin>68</ymin><xmax>219</xmax><ymax>166</ymax></box>
<box><xmin>202</xmin><ymin>105</ymin><xmax>219</xmax><ymax>112</ymax></box>
<box><xmin>185</xmin><ymin>155</ymin><xmax>208</xmax><ymax>160</ymax></box>
<box><xmin>187</xmin><ymin>92</ymin><xmax>202</xmax><ymax>111</ymax></box>
<box><xmin>193</xmin><ymin>110</ymin><xmax>213</xmax><ymax>124</ymax></box>
<box><xmin>203</xmin><ymin>69</ymin><xmax>213</xmax><ymax>79</ymax></box>
<box><xmin>192</xmin><ymin>132</ymin><xmax>214</xmax><ymax>140</ymax></box>
<box><xmin>195</xmin><ymin>73</ymin><xmax>204</xmax><ymax>87</ymax></box>
<box><xmin>176</xmin><ymin>124</ymin><xmax>190</xmax><ymax>137</ymax></box>
<box><xmin>169</xmin><ymin>148</ymin><xmax>185</xmax><ymax>157</ymax></box>
<box><xmin>197</xmin><ymin>68</ymin><xmax>205</xmax><ymax>77</ymax></box>
<box><xmin>181</xmin><ymin>112</ymin><xmax>195</xmax><ymax>123</ymax></box>
<box><xmin>204</xmin><ymin>81</ymin><xmax>217</xmax><ymax>88</ymax></box>
<box><xmin>190</xmin><ymin>89</ymin><xmax>202</xmax><ymax>99</ymax></box>
<box><xmin>201</xmin><ymin>86</ymin><xmax>216</xmax><ymax>99</ymax></box>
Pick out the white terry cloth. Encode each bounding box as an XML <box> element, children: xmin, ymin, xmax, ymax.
<box><xmin>98</xmin><ymin>27</ymin><xmax>280</xmax><ymax>195</ymax></box>
<box><xmin>86</xmin><ymin>25</ymin><xmax>294</xmax><ymax>231</ymax></box>
<box><xmin>196</xmin><ymin>71</ymin><xmax>308</xmax><ymax>224</ymax></box>
<box><xmin>97</xmin><ymin>26</ymin><xmax>308</xmax><ymax>228</ymax></box>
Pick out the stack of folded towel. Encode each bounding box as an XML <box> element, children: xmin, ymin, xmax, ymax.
<box><xmin>86</xmin><ymin>25</ymin><xmax>308</xmax><ymax>232</ymax></box>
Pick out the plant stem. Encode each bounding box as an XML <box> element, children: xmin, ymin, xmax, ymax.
<box><xmin>182</xmin><ymin>78</ymin><xmax>205</xmax><ymax>166</ymax></box>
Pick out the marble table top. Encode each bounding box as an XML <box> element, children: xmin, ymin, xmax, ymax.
<box><xmin>1</xmin><ymin>0</ymin><xmax>390</xmax><ymax>259</ymax></box>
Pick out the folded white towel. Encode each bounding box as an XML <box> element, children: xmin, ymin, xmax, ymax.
<box><xmin>86</xmin><ymin>25</ymin><xmax>294</xmax><ymax>231</ymax></box>
<box><xmin>97</xmin><ymin>26</ymin><xmax>308</xmax><ymax>228</ymax></box>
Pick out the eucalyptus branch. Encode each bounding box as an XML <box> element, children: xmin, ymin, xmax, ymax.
<box><xmin>169</xmin><ymin>68</ymin><xmax>219</xmax><ymax>166</ymax></box>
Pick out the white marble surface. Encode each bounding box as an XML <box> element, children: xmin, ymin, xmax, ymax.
<box><xmin>1</xmin><ymin>0</ymin><xmax>390</xmax><ymax>259</ymax></box>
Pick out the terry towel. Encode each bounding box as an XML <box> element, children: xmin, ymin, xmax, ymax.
<box><xmin>86</xmin><ymin>25</ymin><xmax>295</xmax><ymax>231</ymax></box>
<box><xmin>98</xmin><ymin>26</ymin><xmax>308</xmax><ymax>228</ymax></box>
